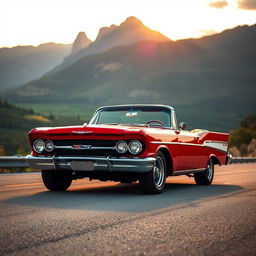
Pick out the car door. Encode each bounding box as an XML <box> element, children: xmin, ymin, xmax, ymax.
<box><xmin>175</xmin><ymin>130</ymin><xmax>202</xmax><ymax>171</ymax></box>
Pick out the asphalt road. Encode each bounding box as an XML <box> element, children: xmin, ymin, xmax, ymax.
<box><xmin>0</xmin><ymin>164</ymin><xmax>256</xmax><ymax>256</ymax></box>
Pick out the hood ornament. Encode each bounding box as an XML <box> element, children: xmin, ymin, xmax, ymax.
<box><xmin>72</xmin><ymin>131</ymin><xmax>93</xmax><ymax>134</ymax></box>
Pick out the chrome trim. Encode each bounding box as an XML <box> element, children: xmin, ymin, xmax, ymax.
<box><xmin>226</xmin><ymin>152</ymin><xmax>232</xmax><ymax>165</ymax></box>
<box><xmin>113</xmin><ymin>164</ymin><xmax>138</xmax><ymax>168</ymax></box>
<box><xmin>172</xmin><ymin>168</ymin><xmax>205</xmax><ymax>176</ymax></box>
<box><xmin>177</xmin><ymin>142</ymin><xmax>202</xmax><ymax>147</ymax></box>
<box><xmin>89</xmin><ymin>104</ymin><xmax>174</xmax><ymax>128</ymax></box>
<box><xmin>26</xmin><ymin>155</ymin><xmax>156</xmax><ymax>173</ymax></box>
<box><xmin>106</xmin><ymin>155</ymin><xmax>112</xmax><ymax>171</ymax></box>
<box><xmin>203</xmin><ymin>140</ymin><xmax>228</xmax><ymax>144</ymax></box>
<box><xmin>53</xmin><ymin>154</ymin><xmax>57</xmax><ymax>170</ymax></box>
<box><xmin>150</xmin><ymin>141</ymin><xmax>203</xmax><ymax>147</ymax></box>
<box><xmin>54</xmin><ymin>146</ymin><xmax>115</xmax><ymax>150</ymax></box>
<box><xmin>94</xmin><ymin>163</ymin><xmax>108</xmax><ymax>168</ymax></box>
<box><xmin>72</xmin><ymin>131</ymin><xmax>93</xmax><ymax>134</ymax></box>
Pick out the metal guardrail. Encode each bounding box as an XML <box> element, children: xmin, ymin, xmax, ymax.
<box><xmin>229</xmin><ymin>157</ymin><xmax>256</xmax><ymax>164</ymax></box>
<box><xmin>0</xmin><ymin>156</ymin><xmax>29</xmax><ymax>168</ymax></box>
<box><xmin>0</xmin><ymin>155</ymin><xmax>256</xmax><ymax>169</ymax></box>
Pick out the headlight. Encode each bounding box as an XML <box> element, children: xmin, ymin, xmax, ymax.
<box><xmin>33</xmin><ymin>139</ymin><xmax>45</xmax><ymax>153</ymax></box>
<box><xmin>128</xmin><ymin>140</ymin><xmax>142</xmax><ymax>155</ymax></box>
<box><xmin>116</xmin><ymin>141</ymin><xmax>128</xmax><ymax>153</ymax></box>
<box><xmin>45</xmin><ymin>140</ymin><xmax>54</xmax><ymax>152</ymax></box>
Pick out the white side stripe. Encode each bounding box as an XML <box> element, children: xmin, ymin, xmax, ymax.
<box><xmin>150</xmin><ymin>140</ymin><xmax>228</xmax><ymax>153</ymax></box>
<box><xmin>203</xmin><ymin>140</ymin><xmax>228</xmax><ymax>152</ymax></box>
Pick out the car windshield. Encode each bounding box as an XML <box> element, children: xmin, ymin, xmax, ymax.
<box><xmin>90</xmin><ymin>106</ymin><xmax>171</xmax><ymax>127</ymax></box>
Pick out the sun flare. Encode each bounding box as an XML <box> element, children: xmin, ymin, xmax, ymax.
<box><xmin>0</xmin><ymin>0</ymin><xmax>255</xmax><ymax>46</ymax></box>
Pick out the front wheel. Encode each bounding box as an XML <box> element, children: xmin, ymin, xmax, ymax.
<box><xmin>194</xmin><ymin>159</ymin><xmax>214</xmax><ymax>185</ymax></box>
<box><xmin>139</xmin><ymin>151</ymin><xmax>167</xmax><ymax>194</ymax></box>
<box><xmin>41</xmin><ymin>170</ymin><xmax>72</xmax><ymax>191</ymax></box>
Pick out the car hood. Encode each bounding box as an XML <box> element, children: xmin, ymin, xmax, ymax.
<box><xmin>29</xmin><ymin>124</ymin><xmax>151</xmax><ymax>136</ymax></box>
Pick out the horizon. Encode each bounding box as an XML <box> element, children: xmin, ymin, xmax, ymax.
<box><xmin>1</xmin><ymin>20</ymin><xmax>255</xmax><ymax>49</ymax></box>
<box><xmin>1</xmin><ymin>0</ymin><xmax>256</xmax><ymax>48</ymax></box>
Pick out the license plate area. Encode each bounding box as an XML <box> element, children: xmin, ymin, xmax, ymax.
<box><xmin>70</xmin><ymin>161</ymin><xmax>94</xmax><ymax>171</ymax></box>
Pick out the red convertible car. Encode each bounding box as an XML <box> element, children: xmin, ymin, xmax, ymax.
<box><xmin>26</xmin><ymin>104</ymin><xmax>230</xmax><ymax>194</ymax></box>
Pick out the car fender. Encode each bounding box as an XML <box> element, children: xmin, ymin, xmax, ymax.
<box><xmin>209</xmin><ymin>153</ymin><xmax>221</xmax><ymax>166</ymax></box>
<box><xmin>155</xmin><ymin>145</ymin><xmax>174</xmax><ymax>175</ymax></box>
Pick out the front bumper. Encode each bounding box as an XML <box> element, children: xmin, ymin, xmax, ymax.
<box><xmin>26</xmin><ymin>155</ymin><xmax>155</xmax><ymax>173</ymax></box>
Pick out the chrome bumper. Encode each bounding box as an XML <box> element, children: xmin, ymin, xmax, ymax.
<box><xmin>226</xmin><ymin>152</ymin><xmax>232</xmax><ymax>165</ymax></box>
<box><xmin>26</xmin><ymin>155</ymin><xmax>155</xmax><ymax>173</ymax></box>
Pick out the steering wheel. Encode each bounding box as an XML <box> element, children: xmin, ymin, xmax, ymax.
<box><xmin>146</xmin><ymin>120</ymin><xmax>166</xmax><ymax>127</ymax></box>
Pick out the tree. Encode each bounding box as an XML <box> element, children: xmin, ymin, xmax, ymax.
<box><xmin>240</xmin><ymin>115</ymin><xmax>256</xmax><ymax>130</ymax></box>
<box><xmin>229</xmin><ymin>115</ymin><xmax>256</xmax><ymax>155</ymax></box>
<box><xmin>0</xmin><ymin>145</ymin><xmax>6</xmax><ymax>156</ymax></box>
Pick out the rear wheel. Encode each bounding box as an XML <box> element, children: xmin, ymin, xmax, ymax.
<box><xmin>41</xmin><ymin>170</ymin><xmax>72</xmax><ymax>191</ymax></box>
<box><xmin>139</xmin><ymin>151</ymin><xmax>167</xmax><ymax>194</ymax></box>
<box><xmin>194</xmin><ymin>159</ymin><xmax>214</xmax><ymax>185</ymax></box>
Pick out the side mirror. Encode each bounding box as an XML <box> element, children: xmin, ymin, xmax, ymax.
<box><xmin>179</xmin><ymin>122</ymin><xmax>187</xmax><ymax>130</ymax></box>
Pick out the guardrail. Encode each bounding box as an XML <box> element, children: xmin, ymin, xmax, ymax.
<box><xmin>0</xmin><ymin>155</ymin><xmax>256</xmax><ymax>169</ymax></box>
<box><xmin>229</xmin><ymin>157</ymin><xmax>256</xmax><ymax>164</ymax></box>
<box><xmin>0</xmin><ymin>156</ymin><xmax>29</xmax><ymax>168</ymax></box>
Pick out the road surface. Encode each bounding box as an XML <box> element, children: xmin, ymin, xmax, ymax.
<box><xmin>0</xmin><ymin>164</ymin><xmax>256</xmax><ymax>256</ymax></box>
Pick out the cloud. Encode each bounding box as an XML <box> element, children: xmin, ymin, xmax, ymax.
<box><xmin>237</xmin><ymin>0</ymin><xmax>256</xmax><ymax>10</ymax></box>
<box><xmin>208</xmin><ymin>1</ymin><xmax>228</xmax><ymax>8</ymax></box>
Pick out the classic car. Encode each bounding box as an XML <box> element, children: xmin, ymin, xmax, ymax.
<box><xmin>26</xmin><ymin>104</ymin><xmax>230</xmax><ymax>194</ymax></box>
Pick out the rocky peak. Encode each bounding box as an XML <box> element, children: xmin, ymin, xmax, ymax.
<box><xmin>120</xmin><ymin>16</ymin><xmax>143</xmax><ymax>27</ymax></box>
<box><xmin>96</xmin><ymin>24</ymin><xmax>117</xmax><ymax>41</ymax></box>
<box><xmin>70</xmin><ymin>32</ymin><xmax>91</xmax><ymax>55</ymax></box>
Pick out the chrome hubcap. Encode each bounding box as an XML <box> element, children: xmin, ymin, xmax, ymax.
<box><xmin>153</xmin><ymin>156</ymin><xmax>165</xmax><ymax>188</ymax></box>
<box><xmin>206</xmin><ymin>161</ymin><xmax>213</xmax><ymax>180</ymax></box>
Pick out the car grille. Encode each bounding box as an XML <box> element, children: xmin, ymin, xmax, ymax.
<box><xmin>52</xmin><ymin>139</ymin><xmax>119</xmax><ymax>157</ymax></box>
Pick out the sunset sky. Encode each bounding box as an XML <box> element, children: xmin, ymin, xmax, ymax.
<box><xmin>0</xmin><ymin>0</ymin><xmax>255</xmax><ymax>47</ymax></box>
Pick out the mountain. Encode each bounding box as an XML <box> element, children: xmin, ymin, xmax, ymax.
<box><xmin>3</xmin><ymin>24</ymin><xmax>256</xmax><ymax>131</ymax></box>
<box><xmin>70</xmin><ymin>32</ymin><xmax>91</xmax><ymax>56</ymax></box>
<box><xmin>0</xmin><ymin>43</ymin><xmax>71</xmax><ymax>89</ymax></box>
<box><xmin>96</xmin><ymin>25</ymin><xmax>117</xmax><ymax>41</ymax></box>
<box><xmin>50</xmin><ymin>16</ymin><xmax>171</xmax><ymax>74</ymax></box>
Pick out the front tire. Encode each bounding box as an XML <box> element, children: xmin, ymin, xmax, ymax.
<box><xmin>139</xmin><ymin>151</ymin><xmax>167</xmax><ymax>194</ymax></box>
<box><xmin>194</xmin><ymin>159</ymin><xmax>214</xmax><ymax>185</ymax></box>
<box><xmin>41</xmin><ymin>170</ymin><xmax>72</xmax><ymax>191</ymax></box>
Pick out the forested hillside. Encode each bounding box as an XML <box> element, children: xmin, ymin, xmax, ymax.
<box><xmin>0</xmin><ymin>100</ymin><xmax>83</xmax><ymax>155</ymax></box>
